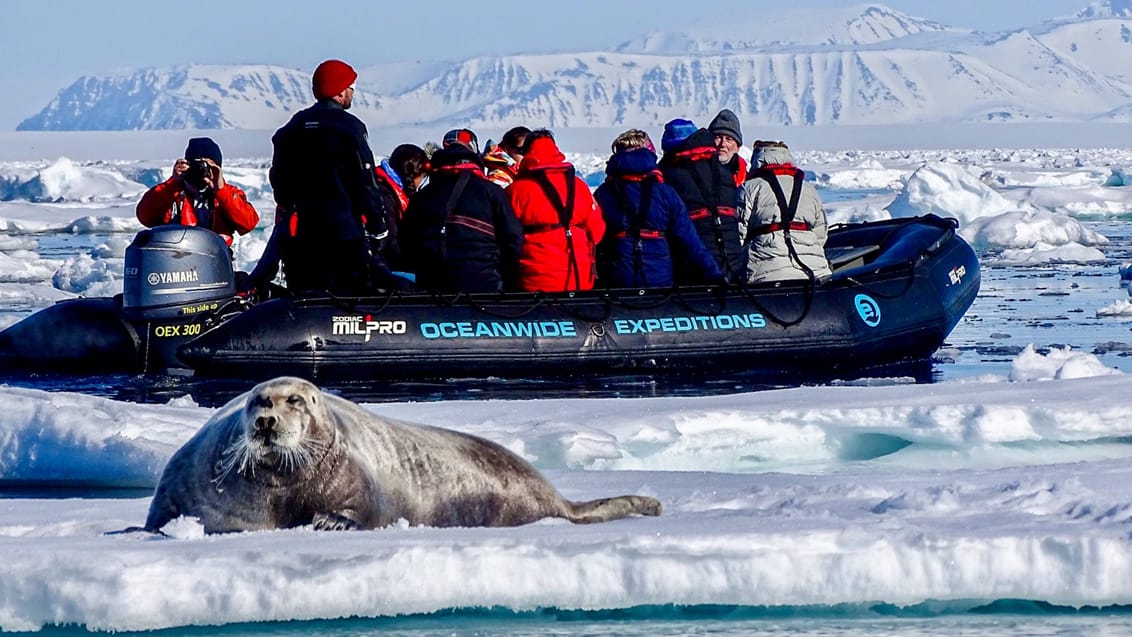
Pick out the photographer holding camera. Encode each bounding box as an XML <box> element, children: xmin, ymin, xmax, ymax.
<box><xmin>136</xmin><ymin>137</ymin><xmax>260</xmax><ymax>246</ymax></box>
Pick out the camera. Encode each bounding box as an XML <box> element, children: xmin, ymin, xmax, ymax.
<box><xmin>183</xmin><ymin>158</ymin><xmax>212</xmax><ymax>190</ymax></box>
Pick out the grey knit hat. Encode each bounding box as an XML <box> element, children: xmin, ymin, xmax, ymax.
<box><xmin>708</xmin><ymin>109</ymin><xmax>743</xmax><ymax>146</ymax></box>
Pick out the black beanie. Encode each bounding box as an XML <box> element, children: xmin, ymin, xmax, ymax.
<box><xmin>185</xmin><ymin>137</ymin><xmax>222</xmax><ymax>166</ymax></box>
<box><xmin>708</xmin><ymin>109</ymin><xmax>743</xmax><ymax>146</ymax></box>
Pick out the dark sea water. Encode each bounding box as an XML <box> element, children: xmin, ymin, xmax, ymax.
<box><xmin>937</xmin><ymin>220</ymin><xmax>1132</xmax><ymax>377</ymax></box>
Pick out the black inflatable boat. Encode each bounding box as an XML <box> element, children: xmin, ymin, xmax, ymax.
<box><xmin>0</xmin><ymin>214</ymin><xmax>979</xmax><ymax>382</ymax></box>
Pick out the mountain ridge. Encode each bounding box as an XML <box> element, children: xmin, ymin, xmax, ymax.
<box><xmin>18</xmin><ymin>2</ymin><xmax>1132</xmax><ymax>131</ymax></box>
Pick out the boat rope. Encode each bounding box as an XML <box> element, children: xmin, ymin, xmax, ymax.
<box><xmin>670</xmin><ymin>283</ymin><xmax>728</xmax><ymax>316</ymax></box>
<box><xmin>743</xmin><ymin>167</ymin><xmax>818</xmax><ymax>327</ymax></box>
<box><xmin>466</xmin><ymin>294</ymin><xmax>548</xmax><ymax>320</ymax></box>
<box><xmin>732</xmin><ymin>279</ymin><xmax>814</xmax><ymax>328</ymax></box>
<box><xmin>604</xmin><ymin>287</ymin><xmax>678</xmax><ymax>311</ymax></box>
<box><xmin>423</xmin><ymin>290</ymin><xmax>472</xmax><ymax>309</ymax></box>
<box><xmin>840</xmin><ymin>263</ymin><xmax>918</xmax><ymax>300</ymax></box>
<box><xmin>544</xmin><ymin>293</ymin><xmax>614</xmax><ymax>323</ymax></box>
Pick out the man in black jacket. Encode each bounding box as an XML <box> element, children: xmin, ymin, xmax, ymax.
<box><xmin>399</xmin><ymin>130</ymin><xmax>523</xmax><ymax>293</ymax></box>
<box><xmin>658</xmin><ymin>120</ymin><xmax>745</xmax><ymax>283</ymax></box>
<box><xmin>268</xmin><ymin>59</ymin><xmax>394</xmax><ymax>296</ymax></box>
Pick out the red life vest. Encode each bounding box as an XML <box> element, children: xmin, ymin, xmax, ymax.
<box><xmin>374</xmin><ymin>166</ymin><xmax>409</xmax><ymax>218</ymax></box>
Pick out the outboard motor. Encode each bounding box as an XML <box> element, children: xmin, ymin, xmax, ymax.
<box><xmin>0</xmin><ymin>227</ymin><xmax>241</xmax><ymax>375</ymax></box>
<box><xmin>122</xmin><ymin>226</ymin><xmax>239</xmax><ymax>372</ymax></box>
<box><xmin>124</xmin><ymin>226</ymin><xmax>235</xmax><ymax>316</ymax></box>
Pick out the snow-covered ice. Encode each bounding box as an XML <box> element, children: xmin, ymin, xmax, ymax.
<box><xmin>2</xmin><ymin>360</ymin><xmax>1132</xmax><ymax>632</ymax></box>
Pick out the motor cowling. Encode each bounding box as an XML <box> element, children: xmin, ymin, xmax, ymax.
<box><xmin>123</xmin><ymin>226</ymin><xmax>236</xmax><ymax>320</ymax></box>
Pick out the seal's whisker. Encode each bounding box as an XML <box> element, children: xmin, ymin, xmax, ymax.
<box><xmin>279</xmin><ymin>447</ymin><xmax>297</xmax><ymax>473</ymax></box>
<box><xmin>298</xmin><ymin>438</ymin><xmax>327</xmax><ymax>460</ymax></box>
<box><xmin>280</xmin><ymin>440</ymin><xmax>313</xmax><ymax>473</ymax></box>
<box><xmin>231</xmin><ymin>438</ymin><xmax>256</xmax><ymax>479</ymax></box>
<box><xmin>213</xmin><ymin>437</ymin><xmax>254</xmax><ymax>485</ymax></box>
<box><xmin>276</xmin><ymin>445</ymin><xmax>306</xmax><ymax>474</ymax></box>
<box><xmin>295</xmin><ymin>438</ymin><xmax>325</xmax><ymax>471</ymax></box>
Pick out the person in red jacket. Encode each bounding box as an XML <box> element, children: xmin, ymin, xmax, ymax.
<box><xmin>136</xmin><ymin>137</ymin><xmax>259</xmax><ymax>246</ymax></box>
<box><xmin>508</xmin><ymin>130</ymin><xmax>605</xmax><ymax>292</ymax></box>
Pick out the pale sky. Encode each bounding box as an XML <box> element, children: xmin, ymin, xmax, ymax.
<box><xmin>0</xmin><ymin>0</ymin><xmax>1095</xmax><ymax>129</ymax></box>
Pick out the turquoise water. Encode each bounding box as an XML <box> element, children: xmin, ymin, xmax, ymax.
<box><xmin>15</xmin><ymin>603</ymin><xmax>1132</xmax><ymax>636</ymax></box>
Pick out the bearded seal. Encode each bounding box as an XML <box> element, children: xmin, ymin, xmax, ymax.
<box><xmin>144</xmin><ymin>376</ymin><xmax>661</xmax><ymax>533</ymax></box>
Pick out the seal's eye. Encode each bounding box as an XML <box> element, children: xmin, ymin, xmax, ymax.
<box><xmin>287</xmin><ymin>394</ymin><xmax>305</xmax><ymax>407</ymax></box>
<box><xmin>249</xmin><ymin>394</ymin><xmax>273</xmax><ymax>410</ymax></box>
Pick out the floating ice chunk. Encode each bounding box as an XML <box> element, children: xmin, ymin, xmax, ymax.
<box><xmin>0</xmin><ymin>251</ymin><xmax>59</xmax><ymax>283</ymax></box>
<box><xmin>52</xmin><ymin>253</ymin><xmax>121</xmax><ymax>296</ymax></box>
<box><xmin>29</xmin><ymin>157</ymin><xmax>146</xmax><ymax>203</ymax></box>
<box><xmin>818</xmin><ymin>160</ymin><xmax>908</xmax><ymax>190</ymax></box>
<box><xmin>997</xmin><ymin>242</ymin><xmax>1106</xmax><ymax>264</ymax></box>
<box><xmin>1103</xmin><ymin>167</ymin><xmax>1129</xmax><ymax>187</ymax></box>
<box><xmin>959</xmin><ymin>208</ymin><xmax>1109</xmax><ymax>264</ymax></box>
<box><xmin>1097</xmin><ymin>299</ymin><xmax>1132</xmax><ymax>317</ymax></box>
<box><xmin>1009</xmin><ymin>344</ymin><xmax>1121</xmax><ymax>382</ymax></box>
<box><xmin>885</xmin><ymin>161</ymin><xmax>1032</xmax><ymax>225</ymax></box>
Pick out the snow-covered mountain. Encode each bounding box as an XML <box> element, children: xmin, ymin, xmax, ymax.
<box><xmin>17</xmin><ymin>65</ymin><xmax>387</xmax><ymax>131</ymax></box>
<box><xmin>614</xmin><ymin>3</ymin><xmax>965</xmax><ymax>53</ymax></box>
<box><xmin>18</xmin><ymin>2</ymin><xmax>1132</xmax><ymax>131</ymax></box>
<box><xmin>1073</xmin><ymin>0</ymin><xmax>1132</xmax><ymax>19</ymax></box>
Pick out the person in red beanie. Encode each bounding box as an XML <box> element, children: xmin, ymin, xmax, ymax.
<box><xmin>136</xmin><ymin>137</ymin><xmax>260</xmax><ymax>247</ymax></box>
<box><xmin>508</xmin><ymin>130</ymin><xmax>605</xmax><ymax>292</ymax></box>
<box><xmin>264</xmin><ymin>59</ymin><xmax>400</xmax><ymax>296</ymax></box>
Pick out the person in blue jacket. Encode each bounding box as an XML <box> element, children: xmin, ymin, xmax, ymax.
<box><xmin>593</xmin><ymin>130</ymin><xmax>725</xmax><ymax>288</ymax></box>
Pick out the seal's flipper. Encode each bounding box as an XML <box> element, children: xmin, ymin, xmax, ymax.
<box><xmin>312</xmin><ymin>512</ymin><xmax>361</xmax><ymax>531</ymax></box>
<box><xmin>103</xmin><ymin>526</ymin><xmax>170</xmax><ymax>538</ymax></box>
<box><xmin>564</xmin><ymin>495</ymin><xmax>662</xmax><ymax>524</ymax></box>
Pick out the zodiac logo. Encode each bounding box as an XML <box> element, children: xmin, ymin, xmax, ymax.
<box><xmin>854</xmin><ymin>294</ymin><xmax>881</xmax><ymax>328</ymax></box>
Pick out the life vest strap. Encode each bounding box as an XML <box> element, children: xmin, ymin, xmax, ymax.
<box><xmin>523</xmin><ymin>223</ymin><xmax>573</xmax><ymax>234</ymax></box>
<box><xmin>613</xmin><ymin>229</ymin><xmax>664</xmax><ymax>239</ymax></box>
<box><xmin>749</xmin><ymin>221</ymin><xmax>811</xmax><ymax>236</ymax></box>
<box><xmin>688</xmin><ymin>206</ymin><xmax>737</xmax><ymax>220</ymax></box>
<box><xmin>449</xmin><ymin>214</ymin><xmax>496</xmax><ymax>237</ymax></box>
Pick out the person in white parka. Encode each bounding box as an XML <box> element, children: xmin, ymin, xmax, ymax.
<box><xmin>737</xmin><ymin>141</ymin><xmax>832</xmax><ymax>284</ymax></box>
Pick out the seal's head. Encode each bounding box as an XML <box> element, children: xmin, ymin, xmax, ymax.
<box><xmin>244</xmin><ymin>378</ymin><xmax>320</xmax><ymax>451</ymax></box>
<box><xmin>216</xmin><ymin>377</ymin><xmax>336</xmax><ymax>483</ymax></box>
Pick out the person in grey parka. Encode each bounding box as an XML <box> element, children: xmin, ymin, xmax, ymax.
<box><xmin>737</xmin><ymin>141</ymin><xmax>832</xmax><ymax>283</ymax></box>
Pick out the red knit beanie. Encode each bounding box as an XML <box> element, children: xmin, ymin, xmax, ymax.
<box><xmin>312</xmin><ymin>59</ymin><xmax>358</xmax><ymax>100</ymax></box>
